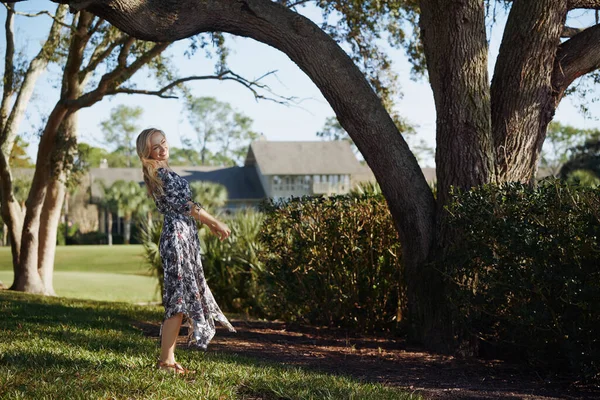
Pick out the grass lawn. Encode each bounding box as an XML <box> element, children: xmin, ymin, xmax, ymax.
<box><xmin>0</xmin><ymin>245</ymin><xmax>148</xmax><ymax>274</ymax></box>
<box><xmin>0</xmin><ymin>246</ymin><xmax>160</xmax><ymax>303</ymax></box>
<box><xmin>0</xmin><ymin>291</ymin><xmax>416</xmax><ymax>400</ymax></box>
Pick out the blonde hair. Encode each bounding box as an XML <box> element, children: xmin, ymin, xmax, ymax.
<box><xmin>136</xmin><ymin>128</ymin><xmax>167</xmax><ymax>198</ymax></box>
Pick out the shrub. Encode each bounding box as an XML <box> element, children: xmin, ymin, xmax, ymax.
<box><xmin>445</xmin><ymin>180</ymin><xmax>600</xmax><ymax>381</ymax></box>
<box><xmin>57</xmin><ymin>222</ymin><xmax>78</xmax><ymax>245</ymax></box>
<box><xmin>139</xmin><ymin>210</ymin><xmax>265</xmax><ymax>314</ymax></box>
<box><xmin>259</xmin><ymin>194</ymin><xmax>404</xmax><ymax>333</ymax></box>
<box><xmin>200</xmin><ymin>209</ymin><xmax>265</xmax><ymax>315</ymax></box>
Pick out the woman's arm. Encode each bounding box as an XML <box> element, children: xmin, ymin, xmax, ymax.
<box><xmin>189</xmin><ymin>202</ymin><xmax>231</xmax><ymax>241</ymax></box>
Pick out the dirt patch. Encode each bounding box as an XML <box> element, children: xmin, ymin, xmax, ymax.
<box><xmin>134</xmin><ymin>318</ymin><xmax>599</xmax><ymax>399</ymax></box>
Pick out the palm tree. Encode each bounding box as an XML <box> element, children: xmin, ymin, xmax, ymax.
<box><xmin>96</xmin><ymin>179</ymin><xmax>123</xmax><ymax>246</ymax></box>
<box><xmin>189</xmin><ymin>181</ymin><xmax>228</xmax><ymax>212</ymax></box>
<box><xmin>111</xmin><ymin>180</ymin><xmax>146</xmax><ymax>244</ymax></box>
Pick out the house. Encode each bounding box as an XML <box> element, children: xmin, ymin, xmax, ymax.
<box><xmin>9</xmin><ymin>140</ymin><xmax>438</xmax><ymax>238</ymax></box>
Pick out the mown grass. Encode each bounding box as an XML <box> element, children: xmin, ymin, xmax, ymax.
<box><xmin>0</xmin><ymin>291</ymin><xmax>417</xmax><ymax>400</ymax></box>
<box><xmin>0</xmin><ymin>246</ymin><xmax>160</xmax><ymax>303</ymax></box>
<box><xmin>0</xmin><ymin>245</ymin><xmax>147</xmax><ymax>274</ymax></box>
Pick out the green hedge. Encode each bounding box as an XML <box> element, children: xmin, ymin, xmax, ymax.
<box><xmin>259</xmin><ymin>195</ymin><xmax>404</xmax><ymax>333</ymax></box>
<box><xmin>445</xmin><ymin>180</ymin><xmax>600</xmax><ymax>380</ymax></box>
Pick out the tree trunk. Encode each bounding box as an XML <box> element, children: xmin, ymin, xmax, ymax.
<box><xmin>107</xmin><ymin>209</ymin><xmax>113</xmax><ymax>246</ymax></box>
<box><xmin>1</xmin><ymin>5</ymin><xmax>67</xmax><ymax>290</ymax></box>
<box><xmin>417</xmin><ymin>0</ymin><xmax>494</xmax><ymax>353</ymax></box>
<box><xmin>38</xmin><ymin>170</ymin><xmax>67</xmax><ymax>296</ymax></box>
<box><xmin>124</xmin><ymin>214</ymin><xmax>131</xmax><ymax>244</ymax></box>
<box><xmin>0</xmin><ymin>154</ymin><xmax>23</xmax><ymax>278</ymax></box>
<box><xmin>491</xmin><ymin>0</ymin><xmax>569</xmax><ymax>183</ymax></box>
<box><xmin>14</xmin><ymin>106</ymin><xmax>69</xmax><ymax>293</ymax></box>
<box><xmin>38</xmin><ymin>111</ymin><xmax>79</xmax><ymax>295</ymax></box>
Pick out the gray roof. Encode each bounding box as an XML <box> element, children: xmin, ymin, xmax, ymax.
<box><xmin>90</xmin><ymin>166</ymin><xmax>265</xmax><ymax>201</ymax></box>
<box><xmin>245</xmin><ymin>140</ymin><xmax>364</xmax><ymax>175</ymax></box>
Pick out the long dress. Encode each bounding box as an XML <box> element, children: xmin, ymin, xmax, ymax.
<box><xmin>154</xmin><ymin>167</ymin><xmax>235</xmax><ymax>349</ymax></box>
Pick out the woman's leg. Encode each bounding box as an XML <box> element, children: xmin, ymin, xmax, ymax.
<box><xmin>159</xmin><ymin>312</ymin><xmax>183</xmax><ymax>364</ymax></box>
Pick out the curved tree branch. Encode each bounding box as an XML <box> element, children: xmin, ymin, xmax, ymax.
<box><xmin>491</xmin><ymin>0</ymin><xmax>568</xmax><ymax>182</ymax></box>
<box><xmin>1</xmin><ymin>2</ymin><xmax>16</xmax><ymax>128</ymax></box>
<box><xmin>562</xmin><ymin>26</ymin><xmax>585</xmax><ymax>38</ymax></box>
<box><xmin>53</xmin><ymin>0</ymin><xmax>436</xmax><ymax>286</ymax></box>
<box><xmin>1</xmin><ymin>2</ymin><xmax>76</xmax><ymax>30</ymax></box>
<box><xmin>552</xmin><ymin>23</ymin><xmax>600</xmax><ymax>100</ymax></box>
<box><xmin>569</xmin><ymin>0</ymin><xmax>600</xmax><ymax>9</ymax></box>
<box><xmin>107</xmin><ymin>70</ymin><xmax>297</xmax><ymax>104</ymax></box>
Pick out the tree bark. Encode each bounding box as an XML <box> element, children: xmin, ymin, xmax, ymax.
<box><xmin>1</xmin><ymin>5</ymin><xmax>67</xmax><ymax>287</ymax></box>
<box><xmin>38</xmin><ymin>112</ymin><xmax>79</xmax><ymax>295</ymax></box>
<box><xmin>124</xmin><ymin>213</ymin><xmax>131</xmax><ymax>244</ymax></box>
<box><xmin>418</xmin><ymin>0</ymin><xmax>493</xmax><ymax>353</ymax></box>
<box><xmin>552</xmin><ymin>23</ymin><xmax>600</xmax><ymax>101</ymax></box>
<box><xmin>15</xmin><ymin>12</ymin><xmax>90</xmax><ymax>292</ymax></box>
<box><xmin>491</xmin><ymin>0</ymin><xmax>569</xmax><ymax>183</ymax></box>
<box><xmin>38</xmin><ymin>170</ymin><xmax>66</xmax><ymax>295</ymax></box>
<box><xmin>13</xmin><ymin>105</ymin><xmax>69</xmax><ymax>293</ymax></box>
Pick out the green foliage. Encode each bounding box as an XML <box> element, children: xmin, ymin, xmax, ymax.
<box><xmin>189</xmin><ymin>180</ymin><xmax>228</xmax><ymax>212</ymax></box>
<box><xmin>349</xmin><ymin>180</ymin><xmax>382</xmax><ymax>197</ymax></box>
<box><xmin>140</xmin><ymin>209</ymin><xmax>265</xmax><ymax>314</ymax></box>
<box><xmin>259</xmin><ymin>195</ymin><xmax>404</xmax><ymax>333</ymax></box>
<box><xmin>139</xmin><ymin>217</ymin><xmax>165</xmax><ymax>295</ymax></box>
<box><xmin>168</xmin><ymin>146</ymin><xmax>203</xmax><ymax>166</ymax></box>
<box><xmin>444</xmin><ymin>180</ymin><xmax>600</xmax><ymax>381</ymax></box>
<box><xmin>75</xmin><ymin>142</ymin><xmax>109</xmax><ymax>169</ymax></box>
<box><xmin>8</xmin><ymin>136</ymin><xmax>34</xmax><ymax>168</ymax></box>
<box><xmin>286</xmin><ymin>0</ymin><xmax>423</xmax><ymax>101</ymax></box>
<box><xmin>540</xmin><ymin>122</ymin><xmax>599</xmax><ymax>175</ymax></box>
<box><xmin>559</xmin><ymin>133</ymin><xmax>600</xmax><ymax>186</ymax></box>
<box><xmin>56</xmin><ymin>222</ymin><xmax>78</xmax><ymax>246</ymax></box>
<box><xmin>200</xmin><ymin>209</ymin><xmax>266</xmax><ymax>315</ymax></box>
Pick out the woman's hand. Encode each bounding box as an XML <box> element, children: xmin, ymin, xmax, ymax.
<box><xmin>209</xmin><ymin>221</ymin><xmax>231</xmax><ymax>241</ymax></box>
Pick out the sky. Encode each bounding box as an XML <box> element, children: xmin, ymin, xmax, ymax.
<box><xmin>1</xmin><ymin>2</ymin><xmax>600</xmax><ymax>169</ymax></box>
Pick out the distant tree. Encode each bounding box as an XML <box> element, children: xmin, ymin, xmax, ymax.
<box><xmin>540</xmin><ymin>123</ymin><xmax>597</xmax><ymax>176</ymax></box>
<box><xmin>167</xmin><ymin>147</ymin><xmax>202</xmax><ymax>166</ymax></box>
<box><xmin>111</xmin><ymin>180</ymin><xmax>146</xmax><ymax>244</ymax></box>
<box><xmin>75</xmin><ymin>142</ymin><xmax>109</xmax><ymax>170</ymax></box>
<box><xmin>100</xmin><ymin>105</ymin><xmax>143</xmax><ymax>168</ymax></box>
<box><xmin>185</xmin><ymin>96</ymin><xmax>259</xmax><ymax>166</ymax></box>
<box><xmin>190</xmin><ymin>181</ymin><xmax>228</xmax><ymax>212</ymax></box>
<box><xmin>559</xmin><ymin>133</ymin><xmax>600</xmax><ymax>187</ymax></box>
<box><xmin>9</xmin><ymin>137</ymin><xmax>34</xmax><ymax>168</ymax></box>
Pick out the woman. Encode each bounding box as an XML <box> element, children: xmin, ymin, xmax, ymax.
<box><xmin>136</xmin><ymin>128</ymin><xmax>236</xmax><ymax>374</ymax></box>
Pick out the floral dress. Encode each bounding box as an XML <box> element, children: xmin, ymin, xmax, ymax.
<box><xmin>154</xmin><ymin>167</ymin><xmax>235</xmax><ymax>349</ymax></box>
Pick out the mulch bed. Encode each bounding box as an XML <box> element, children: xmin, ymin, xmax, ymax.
<box><xmin>134</xmin><ymin>318</ymin><xmax>599</xmax><ymax>399</ymax></box>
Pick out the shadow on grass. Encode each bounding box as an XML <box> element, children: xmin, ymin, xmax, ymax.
<box><xmin>0</xmin><ymin>291</ymin><xmax>414</xmax><ymax>400</ymax></box>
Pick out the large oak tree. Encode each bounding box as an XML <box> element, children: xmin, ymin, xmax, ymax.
<box><xmin>28</xmin><ymin>0</ymin><xmax>600</xmax><ymax>351</ymax></box>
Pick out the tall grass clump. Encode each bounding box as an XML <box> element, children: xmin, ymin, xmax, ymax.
<box><xmin>139</xmin><ymin>209</ymin><xmax>265</xmax><ymax>315</ymax></box>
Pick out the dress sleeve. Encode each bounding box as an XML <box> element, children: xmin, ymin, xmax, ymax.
<box><xmin>157</xmin><ymin>168</ymin><xmax>204</xmax><ymax>216</ymax></box>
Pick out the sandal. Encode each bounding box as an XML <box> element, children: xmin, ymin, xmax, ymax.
<box><xmin>156</xmin><ymin>359</ymin><xmax>193</xmax><ymax>375</ymax></box>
